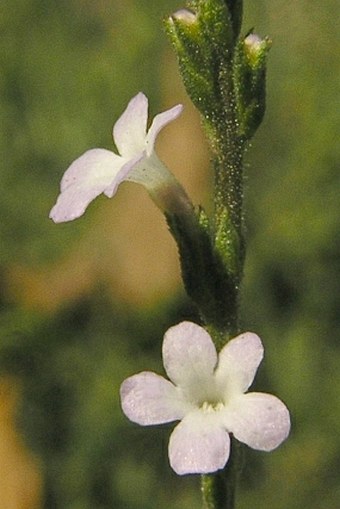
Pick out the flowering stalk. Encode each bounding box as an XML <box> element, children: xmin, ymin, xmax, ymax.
<box><xmin>165</xmin><ymin>1</ymin><xmax>272</xmax><ymax>507</ymax></box>
<box><xmin>49</xmin><ymin>3</ymin><xmax>289</xmax><ymax>508</ymax></box>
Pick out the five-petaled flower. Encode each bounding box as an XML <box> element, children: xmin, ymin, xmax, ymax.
<box><xmin>49</xmin><ymin>92</ymin><xmax>183</xmax><ymax>223</ymax></box>
<box><xmin>120</xmin><ymin>321</ymin><xmax>290</xmax><ymax>475</ymax></box>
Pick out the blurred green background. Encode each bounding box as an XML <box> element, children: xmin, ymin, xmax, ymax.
<box><xmin>0</xmin><ymin>0</ymin><xmax>339</xmax><ymax>508</ymax></box>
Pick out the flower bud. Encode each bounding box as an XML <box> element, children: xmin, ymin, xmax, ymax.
<box><xmin>171</xmin><ymin>9</ymin><xmax>197</xmax><ymax>25</ymax></box>
<box><xmin>244</xmin><ymin>33</ymin><xmax>272</xmax><ymax>68</ymax></box>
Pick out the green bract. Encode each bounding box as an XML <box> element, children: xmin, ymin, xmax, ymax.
<box><xmin>233</xmin><ymin>33</ymin><xmax>272</xmax><ymax>139</ymax></box>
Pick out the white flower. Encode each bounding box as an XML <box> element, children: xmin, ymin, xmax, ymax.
<box><xmin>49</xmin><ymin>92</ymin><xmax>183</xmax><ymax>223</ymax></box>
<box><xmin>120</xmin><ymin>321</ymin><xmax>290</xmax><ymax>475</ymax></box>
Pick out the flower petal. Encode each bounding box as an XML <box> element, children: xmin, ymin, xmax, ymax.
<box><xmin>146</xmin><ymin>104</ymin><xmax>183</xmax><ymax>156</ymax></box>
<box><xmin>120</xmin><ymin>371</ymin><xmax>190</xmax><ymax>426</ymax></box>
<box><xmin>50</xmin><ymin>149</ymin><xmax>123</xmax><ymax>223</ymax></box>
<box><xmin>162</xmin><ymin>322</ymin><xmax>217</xmax><ymax>389</ymax></box>
<box><xmin>215</xmin><ymin>332</ymin><xmax>264</xmax><ymax>396</ymax></box>
<box><xmin>223</xmin><ymin>392</ymin><xmax>291</xmax><ymax>451</ymax></box>
<box><xmin>113</xmin><ymin>92</ymin><xmax>148</xmax><ymax>158</ymax></box>
<box><xmin>168</xmin><ymin>413</ymin><xmax>230</xmax><ymax>475</ymax></box>
<box><xmin>103</xmin><ymin>152</ymin><xmax>144</xmax><ymax>197</ymax></box>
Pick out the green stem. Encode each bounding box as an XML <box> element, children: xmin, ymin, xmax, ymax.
<box><xmin>213</xmin><ymin>58</ymin><xmax>246</xmax><ymax>237</ymax></box>
<box><xmin>214</xmin><ymin>142</ymin><xmax>245</xmax><ymax>235</ymax></box>
<box><xmin>202</xmin><ymin>50</ymin><xmax>246</xmax><ymax>509</ymax></box>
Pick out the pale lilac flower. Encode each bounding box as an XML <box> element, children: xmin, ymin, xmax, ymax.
<box><xmin>49</xmin><ymin>92</ymin><xmax>183</xmax><ymax>223</ymax></box>
<box><xmin>120</xmin><ymin>321</ymin><xmax>290</xmax><ymax>475</ymax></box>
